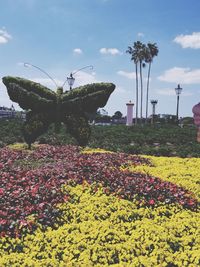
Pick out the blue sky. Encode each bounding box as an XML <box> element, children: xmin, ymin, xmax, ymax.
<box><xmin>1</xmin><ymin>0</ymin><xmax>200</xmax><ymax>118</ymax></box>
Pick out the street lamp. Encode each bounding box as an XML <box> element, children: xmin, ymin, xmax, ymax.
<box><xmin>66</xmin><ymin>73</ymin><xmax>75</xmax><ymax>90</ymax></box>
<box><xmin>175</xmin><ymin>84</ymin><xmax>182</xmax><ymax>122</ymax></box>
<box><xmin>63</xmin><ymin>65</ymin><xmax>93</xmax><ymax>90</ymax></box>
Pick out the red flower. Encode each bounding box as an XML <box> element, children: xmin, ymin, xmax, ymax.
<box><xmin>187</xmin><ymin>199</ymin><xmax>196</xmax><ymax>206</ymax></box>
<box><xmin>63</xmin><ymin>195</ymin><xmax>70</xmax><ymax>202</ymax></box>
<box><xmin>149</xmin><ymin>199</ymin><xmax>155</xmax><ymax>205</ymax></box>
<box><xmin>0</xmin><ymin>144</ymin><xmax>198</xmax><ymax>238</ymax></box>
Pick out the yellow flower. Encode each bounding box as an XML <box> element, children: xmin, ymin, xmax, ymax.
<box><xmin>0</xmin><ymin>154</ymin><xmax>200</xmax><ymax>266</ymax></box>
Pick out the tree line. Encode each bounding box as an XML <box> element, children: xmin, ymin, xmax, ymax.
<box><xmin>126</xmin><ymin>41</ymin><xmax>159</xmax><ymax>124</ymax></box>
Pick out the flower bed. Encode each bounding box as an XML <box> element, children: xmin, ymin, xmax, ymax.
<box><xmin>0</xmin><ymin>145</ymin><xmax>199</xmax><ymax>266</ymax></box>
<box><xmin>129</xmin><ymin>156</ymin><xmax>200</xmax><ymax>201</ymax></box>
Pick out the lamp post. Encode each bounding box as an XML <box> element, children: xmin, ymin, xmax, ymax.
<box><xmin>63</xmin><ymin>65</ymin><xmax>93</xmax><ymax>90</ymax></box>
<box><xmin>66</xmin><ymin>73</ymin><xmax>75</xmax><ymax>90</ymax></box>
<box><xmin>175</xmin><ymin>84</ymin><xmax>182</xmax><ymax>122</ymax></box>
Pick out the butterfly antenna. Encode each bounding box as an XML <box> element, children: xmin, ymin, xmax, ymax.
<box><xmin>24</xmin><ymin>63</ymin><xmax>58</xmax><ymax>88</ymax></box>
<box><xmin>72</xmin><ymin>65</ymin><xmax>93</xmax><ymax>76</ymax></box>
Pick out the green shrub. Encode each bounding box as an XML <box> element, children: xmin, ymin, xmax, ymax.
<box><xmin>0</xmin><ymin>119</ymin><xmax>199</xmax><ymax>157</ymax></box>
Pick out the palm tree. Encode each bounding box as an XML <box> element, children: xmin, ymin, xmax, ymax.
<box><xmin>126</xmin><ymin>41</ymin><xmax>147</xmax><ymax>124</ymax></box>
<box><xmin>136</xmin><ymin>41</ymin><xmax>146</xmax><ymax>121</ymax></box>
<box><xmin>126</xmin><ymin>45</ymin><xmax>139</xmax><ymax>124</ymax></box>
<box><xmin>145</xmin><ymin>43</ymin><xmax>159</xmax><ymax>123</ymax></box>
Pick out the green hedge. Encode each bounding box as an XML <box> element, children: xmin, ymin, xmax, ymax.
<box><xmin>1</xmin><ymin>119</ymin><xmax>200</xmax><ymax>157</ymax></box>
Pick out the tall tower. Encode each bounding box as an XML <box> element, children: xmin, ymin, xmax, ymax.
<box><xmin>151</xmin><ymin>100</ymin><xmax>158</xmax><ymax>115</ymax></box>
<box><xmin>126</xmin><ymin>101</ymin><xmax>134</xmax><ymax>126</ymax></box>
<box><xmin>150</xmin><ymin>100</ymin><xmax>158</xmax><ymax>124</ymax></box>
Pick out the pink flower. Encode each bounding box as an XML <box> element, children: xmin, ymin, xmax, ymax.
<box><xmin>149</xmin><ymin>199</ymin><xmax>155</xmax><ymax>205</ymax></box>
<box><xmin>20</xmin><ymin>220</ymin><xmax>28</xmax><ymax>226</ymax></box>
<box><xmin>0</xmin><ymin>219</ymin><xmax>7</xmax><ymax>225</ymax></box>
<box><xmin>0</xmin><ymin>188</ymin><xmax>4</xmax><ymax>195</ymax></box>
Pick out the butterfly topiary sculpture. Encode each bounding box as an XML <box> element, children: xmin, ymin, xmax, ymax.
<box><xmin>2</xmin><ymin>76</ymin><xmax>115</xmax><ymax>148</ymax></box>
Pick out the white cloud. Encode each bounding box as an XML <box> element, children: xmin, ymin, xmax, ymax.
<box><xmin>137</xmin><ymin>32</ymin><xmax>144</xmax><ymax>38</ymax></box>
<box><xmin>17</xmin><ymin>62</ymin><xmax>25</xmax><ymax>66</ymax></box>
<box><xmin>73</xmin><ymin>48</ymin><xmax>83</xmax><ymax>54</ymax></box>
<box><xmin>0</xmin><ymin>80</ymin><xmax>3</xmax><ymax>88</ymax></box>
<box><xmin>73</xmin><ymin>71</ymin><xmax>100</xmax><ymax>87</ymax></box>
<box><xmin>100</xmin><ymin>47</ymin><xmax>122</xmax><ymax>55</ymax></box>
<box><xmin>8</xmin><ymin>0</ymin><xmax>36</xmax><ymax>9</ymax></box>
<box><xmin>156</xmin><ymin>88</ymin><xmax>193</xmax><ymax>97</ymax></box>
<box><xmin>156</xmin><ymin>88</ymin><xmax>176</xmax><ymax>96</ymax></box>
<box><xmin>117</xmin><ymin>70</ymin><xmax>150</xmax><ymax>83</ymax></box>
<box><xmin>182</xmin><ymin>91</ymin><xmax>193</xmax><ymax>96</ymax></box>
<box><xmin>174</xmin><ymin>32</ymin><xmax>200</xmax><ymax>49</ymax></box>
<box><xmin>0</xmin><ymin>28</ymin><xmax>12</xmax><ymax>44</ymax></box>
<box><xmin>32</xmin><ymin>78</ymin><xmax>64</xmax><ymax>90</ymax></box>
<box><xmin>115</xmin><ymin>86</ymin><xmax>126</xmax><ymax>94</ymax></box>
<box><xmin>158</xmin><ymin>67</ymin><xmax>200</xmax><ymax>84</ymax></box>
<box><xmin>117</xmin><ymin>70</ymin><xmax>136</xmax><ymax>80</ymax></box>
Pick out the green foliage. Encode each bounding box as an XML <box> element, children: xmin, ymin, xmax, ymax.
<box><xmin>64</xmin><ymin>113</ymin><xmax>91</xmax><ymax>146</ymax></box>
<box><xmin>1</xmin><ymin>120</ymin><xmax>200</xmax><ymax>157</ymax></box>
<box><xmin>181</xmin><ymin>117</ymin><xmax>194</xmax><ymax>125</ymax></box>
<box><xmin>95</xmin><ymin>115</ymin><xmax>111</xmax><ymax>123</ymax></box>
<box><xmin>88</xmin><ymin>124</ymin><xmax>200</xmax><ymax>157</ymax></box>
<box><xmin>22</xmin><ymin>112</ymin><xmax>51</xmax><ymax>149</ymax></box>
<box><xmin>113</xmin><ymin>111</ymin><xmax>123</xmax><ymax>119</ymax></box>
<box><xmin>0</xmin><ymin>118</ymin><xmax>24</xmax><ymax>147</ymax></box>
<box><xmin>2</xmin><ymin>77</ymin><xmax>115</xmax><ymax>148</ymax></box>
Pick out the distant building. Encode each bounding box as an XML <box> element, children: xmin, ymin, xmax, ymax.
<box><xmin>0</xmin><ymin>105</ymin><xmax>26</xmax><ymax>120</ymax></box>
<box><xmin>111</xmin><ymin>117</ymin><xmax>126</xmax><ymax>125</ymax></box>
<box><xmin>0</xmin><ymin>105</ymin><xmax>15</xmax><ymax>119</ymax></box>
<box><xmin>158</xmin><ymin>114</ymin><xmax>175</xmax><ymax>119</ymax></box>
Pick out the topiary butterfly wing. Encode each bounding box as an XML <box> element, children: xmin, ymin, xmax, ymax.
<box><xmin>2</xmin><ymin>76</ymin><xmax>56</xmax><ymax>111</ymax></box>
<box><xmin>61</xmin><ymin>83</ymin><xmax>115</xmax><ymax>114</ymax></box>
